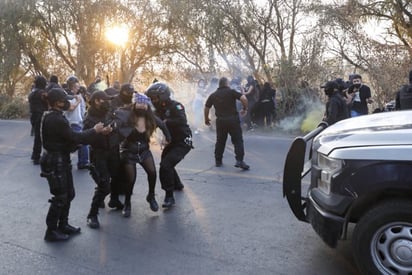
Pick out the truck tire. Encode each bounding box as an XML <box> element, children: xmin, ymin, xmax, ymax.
<box><xmin>352</xmin><ymin>199</ymin><xmax>412</xmax><ymax>274</ymax></box>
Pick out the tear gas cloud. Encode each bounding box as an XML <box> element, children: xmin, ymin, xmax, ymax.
<box><xmin>146</xmin><ymin>79</ymin><xmax>325</xmax><ymax>135</ymax></box>
<box><xmin>277</xmin><ymin>98</ymin><xmax>324</xmax><ymax>133</ymax></box>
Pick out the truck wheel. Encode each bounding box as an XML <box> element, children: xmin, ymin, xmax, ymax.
<box><xmin>352</xmin><ymin>199</ymin><xmax>412</xmax><ymax>274</ymax></box>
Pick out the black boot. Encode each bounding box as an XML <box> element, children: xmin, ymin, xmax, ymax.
<box><xmin>162</xmin><ymin>196</ymin><xmax>175</xmax><ymax>208</ymax></box>
<box><xmin>58</xmin><ymin>223</ymin><xmax>81</xmax><ymax>235</ymax></box>
<box><xmin>122</xmin><ymin>203</ymin><xmax>131</xmax><ymax>217</ymax></box>
<box><xmin>174</xmin><ymin>182</ymin><xmax>184</xmax><ymax>191</ymax></box>
<box><xmin>108</xmin><ymin>197</ymin><xmax>124</xmax><ymax>210</ymax></box>
<box><xmin>146</xmin><ymin>194</ymin><xmax>159</xmax><ymax>212</ymax></box>
<box><xmin>44</xmin><ymin>229</ymin><xmax>69</xmax><ymax>242</ymax></box>
<box><xmin>87</xmin><ymin>215</ymin><xmax>100</xmax><ymax>229</ymax></box>
<box><xmin>235</xmin><ymin>160</ymin><xmax>250</xmax><ymax>170</ymax></box>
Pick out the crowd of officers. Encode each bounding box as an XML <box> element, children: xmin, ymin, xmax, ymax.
<box><xmin>28</xmin><ymin>73</ymin><xmax>280</xmax><ymax>242</ymax></box>
<box><xmin>29</xmin><ymin>75</ymin><xmax>194</xmax><ymax>242</ymax></box>
<box><xmin>28</xmin><ymin>70</ymin><xmax>412</xmax><ymax>242</ymax></box>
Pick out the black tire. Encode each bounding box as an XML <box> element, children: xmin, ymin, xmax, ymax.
<box><xmin>352</xmin><ymin>199</ymin><xmax>412</xmax><ymax>275</ymax></box>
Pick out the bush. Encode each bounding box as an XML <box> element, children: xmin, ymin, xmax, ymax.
<box><xmin>0</xmin><ymin>96</ymin><xmax>30</xmax><ymax>119</ymax></box>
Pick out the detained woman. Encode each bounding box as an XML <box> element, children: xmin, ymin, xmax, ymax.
<box><xmin>114</xmin><ymin>93</ymin><xmax>171</xmax><ymax>217</ymax></box>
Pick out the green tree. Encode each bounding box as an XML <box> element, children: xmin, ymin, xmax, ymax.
<box><xmin>313</xmin><ymin>0</ymin><xmax>412</xmax><ymax>107</ymax></box>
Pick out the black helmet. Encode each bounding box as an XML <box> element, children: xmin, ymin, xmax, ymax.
<box><xmin>335</xmin><ymin>78</ymin><xmax>349</xmax><ymax>91</ymax></box>
<box><xmin>321</xmin><ymin>81</ymin><xmax>338</xmax><ymax>96</ymax></box>
<box><xmin>66</xmin><ymin>75</ymin><xmax>79</xmax><ymax>84</ymax></box>
<box><xmin>145</xmin><ymin>82</ymin><xmax>171</xmax><ymax>101</ymax></box>
<box><xmin>47</xmin><ymin>88</ymin><xmax>74</xmax><ymax>105</ymax></box>
<box><xmin>34</xmin><ymin>75</ymin><xmax>47</xmax><ymax>89</ymax></box>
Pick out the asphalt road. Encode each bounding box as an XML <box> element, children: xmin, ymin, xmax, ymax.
<box><xmin>0</xmin><ymin>119</ymin><xmax>360</xmax><ymax>275</ymax></box>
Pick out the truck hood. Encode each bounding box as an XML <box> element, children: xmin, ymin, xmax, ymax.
<box><xmin>315</xmin><ymin>111</ymin><xmax>412</xmax><ymax>158</ymax></box>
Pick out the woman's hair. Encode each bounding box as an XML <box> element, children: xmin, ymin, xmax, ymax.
<box><xmin>132</xmin><ymin>105</ymin><xmax>157</xmax><ymax>140</ymax></box>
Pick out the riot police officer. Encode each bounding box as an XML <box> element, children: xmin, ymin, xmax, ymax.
<box><xmin>395</xmin><ymin>69</ymin><xmax>412</xmax><ymax>110</ymax></box>
<box><xmin>204</xmin><ymin>77</ymin><xmax>250</xmax><ymax>170</ymax></box>
<box><xmin>40</xmin><ymin>88</ymin><xmax>110</xmax><ymax>241</ymax></box>
<box><xmin>110</xmin><ymin>83</ymin><xmax>135</xmax><ymax>111</ymax></box>
<box><xmin>105</xmin><ymin>83</ymin><xmax>135</xmax><ymax>205</ymax></box>
<box><xmin>83</xmin><ymin>91</ymin><xmax>123</xmax><ymax>229</ymax></box>
<box><xmin>145</xmin><ymin>82</ymin><xmax>193</xmax><ymax>208</ymax></box>
<box><xmin>28</xmin><ymin>75</ymin><xmax>48</xmax><ymax>164</ymax></box>
<box><xmin>322</xmin><ymin>81</ymin><xmax>349</xmax><ymax>125</ymax></box>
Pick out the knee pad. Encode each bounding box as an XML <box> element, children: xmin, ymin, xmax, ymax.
<box><xmin>101</xmin><ymin>183</ymin><xmax>111</xmax><ymax>196</ymax></box>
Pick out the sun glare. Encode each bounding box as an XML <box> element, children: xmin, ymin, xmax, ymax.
<box><xmin>105</xmin><ymin>24</ymin><xmax>129</xmax><ymax>46</ymax></box>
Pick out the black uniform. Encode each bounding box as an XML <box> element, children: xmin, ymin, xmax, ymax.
<box><xmin>40</xmin><ymin>109</ymin><xmax>98</xmax><ymax>235</ymax></box>
<box><xmin>110</xmin><ymin>94</ymin><xmax>131</xmax><ymax>112</ymax></box>
<box><xmin>396</xmin><ymin>84</ymin><xmax>412</xmax><ymax>110</ymax></box>
<box><xmin>244</xmin><ymin>78</ymin><xmax>259</xmax><ymax>129</ymax></box>
<box><xmin>154</xmin><ymin>100</ymin><xmax>192</xmax><ymax>193</ymax></box>
<box><xmin>28</xmin><ymin>88</ymin><xmax>48</xmax><ymax>163</ymax></box>
<box><xmin>83</xmin><ymin>105</ymin><xmax>121</xmax><ymax>220</ymax></box>
<box><xmin>205</xmin><ymin>86</ymin><xmax>245</xmax><ymax>163</ymax></box>
<box><xmin>105</xmin><ymin>91</ymin><xmax>133</xmax><ymax>198</ymax></box>
<box><xmin>324</xmin><ymin>92</ymin><xmax>349</xmax><ymax>125</ymax></box>
<box><xmin>256</xmin><ymin>85</ymin><xmax>276</xmax><ymax>128</ymax></box>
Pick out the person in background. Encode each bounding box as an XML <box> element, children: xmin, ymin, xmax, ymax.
<box><xmin>243</xmin><ymin>75</ymin><xmax>260</xmax><ymax>130</ymax></box>
<box><xmin>105</xmin><ymin>80</ymin><xmax>121</xmax><ymax>97</ymax></box>
<box><xmin>46</xmin><ymin>75</ymin><xmax>61</xmax><ymax>92</ymax></box>
<box><xmin>192</xmin><ymin>79</ymin><xmax>207</xmax><ymax>134</ymax></box>
<box><xmin>349</xmin><ymin>74</ymin><xmax>373</xmax><ymax>117</ymax></box>
<box><xmin>322</xmin><ymin>80</ymin><xmax>349</xmax><ymax>125</ymax></box>
<box><xmin>113</xmin><ymin>80</ymin><xmax>121</xmax><ymax>92</ymax></box>
<box><xmin>230</xmin><ymin>77</ymin><xmax>245</xmax><ymax>127</ymax></box>
<box><xmin>40</xmin><ymin>88</ymin><xmax>111</xmax><ymax>241</ymax></box>
<box><xmin>256</xmin><ymin>82</ymin><xmax>276</xmax><ymax>129</ymax></box>
<box><xmin>146</xmin><ymin>82</ymin><xmax>193</xmax><ymax>208</ymax></box>
<box><xmin>87</xmin><ymin>75</ymin><xmax>102</xmax><ymax>95</ymax></box>
<box><xmin>204</xmin><ymin>77</ymin><xmax>250</xmax><ymax>170</ymax></box>
<box><xmin>114</xmin><ymin>93</ymin><xmax>171</xmax><ymax>217</ymax></box>
<box><xmin>64</xmin><ymin>76</ymin><xmax>90</xmax><ymax>169</ymax></box>
<box><xmin>78</xmin><ymin>85</ymin><xmax>90</xmax><ymax>108</ymax></box>
<box><xmin>335</xmin><ymin>77</ymin><xmax>354</xmax><ymax>113</ymax></box>
<box><xmin>395</xmin><ymin>69</ymin><xmax>412</xmax><ymax>110</ymax></box>
<box><xmin>28</xmin><ymin>75</ymin><xmax>48</xmax><ymax>165</ymax></box>
<box><xmin>110</xmin><ymin>83</ymin><xmax>135</xmax><ymax>111</ymax></box>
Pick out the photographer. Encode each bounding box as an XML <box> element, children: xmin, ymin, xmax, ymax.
<box><xmin>348</xmin><ymin>74</ymin><xmax>373</xmax><ymax>117</ymax></box>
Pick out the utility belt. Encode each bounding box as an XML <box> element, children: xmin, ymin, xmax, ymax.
<box><xmin>184</xmin><ymin>136</ymin><xmax>194</xmax><ymax>149</ymax></box>
<box><xmin>40</xmin><ymin>151</ymin><xmax>70</xmax><ymax>177</ymax></box>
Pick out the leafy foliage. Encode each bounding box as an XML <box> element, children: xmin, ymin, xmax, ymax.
<box><xmin>2</xmin><ymin>0</ymin><xmax>412</xmax><ymax>129</ymax></box>
<box><xmin>0</xmin><ymin>95</ymin><xmax>29</xmax><ymax>119</ymax></box>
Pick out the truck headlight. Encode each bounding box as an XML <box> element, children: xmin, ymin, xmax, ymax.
<box><xmin>317</xmin><ymin>154</ymin><xmax>343</xmax><ymax>194</ymax></box>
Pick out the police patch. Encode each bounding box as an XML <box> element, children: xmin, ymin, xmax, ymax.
<box><xmin>176</xmin><ymin>104</ymin><xmax>183</xmax><ymax>110</ymax></box>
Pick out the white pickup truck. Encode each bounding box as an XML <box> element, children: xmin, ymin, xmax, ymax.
<box><xmin>283</xmin><ymin>110</ymin><xmax>412</xmax><ymax>274</ymax></box>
